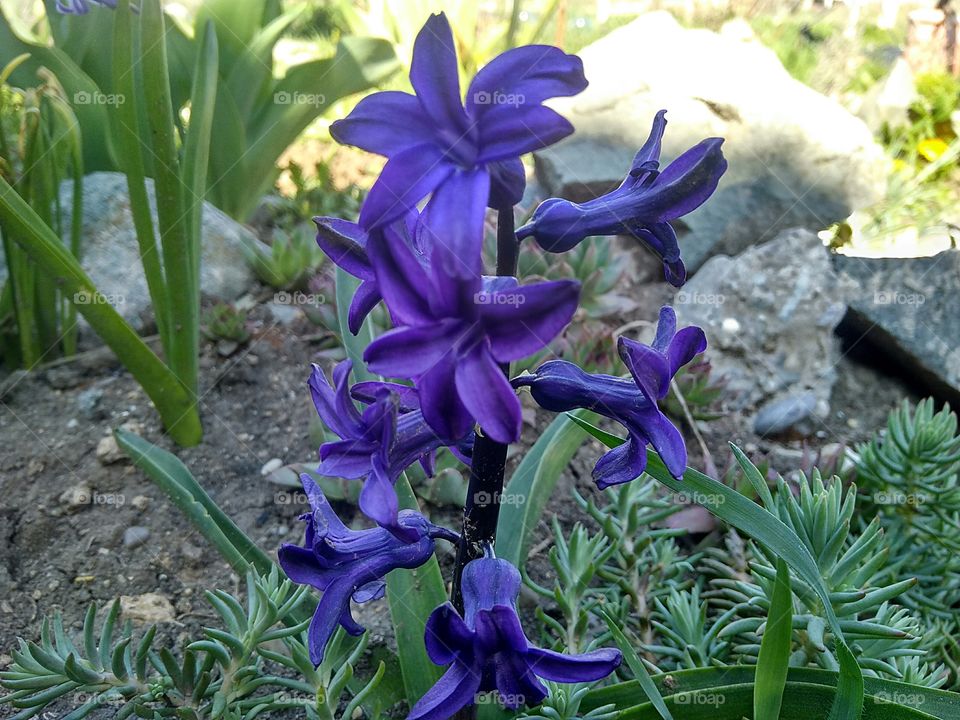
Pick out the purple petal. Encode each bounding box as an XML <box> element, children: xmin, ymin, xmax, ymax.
<box><xmin>495</xmin><ymin>653</ymin><xmax>548</xmax><ymax>708</ymax></box>
<box><xmin>593</xmin><ymin>436</ymin><xmax>647</xmax><ymax>489</ymax></box>
<box><xmin>278</xmin><ymin>543</ymin><xmax>330</xmax><ymax>590</ymax></box>
<box><xmin>480</xmin><ymin>279</ymin><xmax>580</xmax><ymax>362</ymax></box>
<box><xmin>318</xmin><ymin>440</ymin><xmax>374</xmax><ymax>479</ymax></box>
<box><xmin>424</xmin><ymin>602</ymin><xmax>475</xmax><ymax>665</ymax></box>
<box><xmin>629</xmin><ymin>222</ymin><xmax>685</xmax><ymax>287</ymax></box>
<box><xmin>652</xmin><ymin>306</ymin><xmax>678</xmax><ymax>353</ymax></box>
<box><xmin>487</xmin><ymin>157</ymin><xmax>526</xmax><ymax>208</ymax></box>
<box><xmin>359</xmin><ymin>456</ymin><xmax>400</xmax><ymax>531</ymax></box>
<box><xmin>633</xmin><ymin>407</ymin><xmax>687</xmax><ymax>479</ymax></box>
<box><xmin>418</xmin><ymin>349</ymin><xmax>476</xmax><ymax>441</ymax></box>
<box><xmin>307</xmin><ymin>582</ymin><xmax>352</xmax><ymax>664</ymax></box>
<box><xmin>644</xmin><ymin>138</ymin><xmax>727</xmax><ymax>221</ymax></box>
<box><xmin>409</xmin><ymin>13</ymin><xmax>470</xmax><ymax>133</ymax></box>
<box><xmin>629</xmin><ymin>109</ymin><xmax>667</xmax><ymax>175</ymax></box>
<box><xmin>364</xmin><ymin>321</ymin><xmax>467</xmax><ymax>379</ymax></box>
<box><xmin>455</xmin><ymin>343</ymin><xmax>521</xmax><ymax>444</ymax></box>
<box><xmin>476</xmin><ymin>105</ymin><xmax>575</xmax><ymax>163</ymax></box>
<box><xmin>366</xmin><ymin>226</ymin><xmax>434</xmax><ymax>325</ymax></box>
<box><xmin>462</xmin><ymin>557</ymin><xmax>522</xmax><ymax>619</ymax></box>
<box><xmin>301</xmin><ymin>474</ymin><xmax>349</xmax><ymax>536</ymax></box>
<box><xmin>348</xmin><ymin>280</ymin><xmax>381</xmax><ymax>335</ymax></box>
<box><xmin>525</xmin><ymin>646</ymin><xmax>623</xmax><ymax>682</ymax></box>
<box><xmin>313</xmin><ymin>217</ymin><xmax>372</xmax><ymax>279</ymax></box>
<box><xmin>513</xmin><ymin>360</ymin><xmax>636</xmax><ymax>416</ymax></box>
<box><xmin>352</xmin><ymin>579</ymin><xmax>387</xmax><ymax>603</ymax></box>
<box><xmin>351</xmin><ymin>381</ymin><xmax>420</xmax><ymax>411</ymax></box>
<box><xmin>466</xmin><ymin>45</ymin><xmax>587</xmax><ymax>119</ymax></box>
<box><xmin>421</xmin><ymin>168</ymin><xmax>490</xmax><ymax>278</ymax></box>
<box><xmin>329</xmin><ymin>91</ymin><xmax>434</xmax><ymax>157</ymax></box>
<box><xmin>668</xmin><ymin>326</ymin><xmax>708</xmax><ymax>377</ymax></box>
<box><xmin>359</xmin><ymin>144</ymin><xmax>453</xmax><ymax>230</ymax></box>
<box><xmin>309</xmin><ymin>362</ymin><xmax>363</xmax><ymax>439</ymax></box>
<box><xmin>618</xmin><ymin>337</ymin><xmax>672</xmax><ymax>401</ymax></box>
<box><xmin>339</xmin><ymin>605</ymin><xmax>366</xmax><ymax>636</ymax></box>
<box><xmin>407</xmin><ymin>660</ymin><xmax>482</xmax><ymax>720</ymax></box>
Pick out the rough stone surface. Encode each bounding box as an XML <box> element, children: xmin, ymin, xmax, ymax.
<box><xmin>832</xmin><ymin>248</ymin><xmax>960</xmax><ymax>403</ymax></box>
<box><xmin>534</xmin><ymin>12</ymin><xmax>888</xmax><ymax>272</ymax></box>
<box><xmin>753</xmin><ymin>392</ymin><xmax>818</xmax><ymax>436</ymax></box>
<box><xmin>120</xmin><ymin>592</ymin><xmax>176</xmax><ymax>624</ymax></box>
<box><xmin>0</xmin><ymin>172</ymin><xmax>266</xmax><ymax>330</ymax></box>
<box><xmin>673</xmin><ymin>229</ymin><xmax>853</xmax><ymax>416</ymax></box>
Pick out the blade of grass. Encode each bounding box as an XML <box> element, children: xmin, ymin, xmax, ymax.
<box><xmin>755</xmin><ymin>558</ymin><xmax>793</xmax><ymax>720</ymax></box>
<box><xmin>601</xmin><ymin>608</ymin><xmax>673</xmax><ymax>720</ymax></box>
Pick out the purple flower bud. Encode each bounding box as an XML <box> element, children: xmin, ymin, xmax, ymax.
<box><xmin>513</xmin><ymin>306</ymin><xmax>706</xmax><ymax>486</ymax></box>
<box><xmin>516</xmin><ymin>110</ymin><xmax>727</xmax><ymax>287</ymax></box>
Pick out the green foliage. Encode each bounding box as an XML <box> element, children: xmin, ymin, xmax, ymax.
<box><xmin>0</xmin><ymin>567</ymin><xmax>386</xmax><ymax>720</ymax></box>
<box><xmin>248</xmin><ymin>225</ymin><xmax>327</xmax><ymax>291</ymax></box>
<box><xmin>0</xmin><ymin>2</ymin><xmax>398</xmax><ymax>221</ymax></box>
<box><xmin>202</xmin><ymin>303</ymin><xmax>251</xmax><ymax>344</ymax></box>
<box><xmin>0</xmin><ymin>55</ymin><xmax>83</xmax><ymax>368</ymax></box>
<box><xmin>749</xmin><ymin>15</ymin><xmax>839</xmax><ymax>85</ymax></box>
<box><xmin>280</xmin><ymin>157</ymin><xmax>364</xmax><ymax>225</ymax></box>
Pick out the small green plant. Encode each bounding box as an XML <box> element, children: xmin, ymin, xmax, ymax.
<box><xmin>0</xmin><ymin>567</ymin><xmax>386</xmax><ymax>720</ymax></box>
<box><xmin>248</xmin><ymin>225</ymin><xmax>327</xmax><ymax>291</ymax></box>
<box><xmin>202</xmin><ymin>302</ymin><xmax>251</xmax><ymax>344</ymax></box>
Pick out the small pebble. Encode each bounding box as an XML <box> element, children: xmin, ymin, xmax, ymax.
<box><xmin>77</xmin><ymin>387</ymin><xmax>105</xmax><ymax>419</ymax></box>
<box><xmin>59</xmin><ymin>482</ymin><xmax>92</xmax><ymax>511</ymax></box>
<box><xmin>96</xmin><ymin>435</ymin><xmax>126</xmax><ymax>465</ymax></box>
<box><xmin>260</xmin><ymin>457</ymin><xmax>284</xmax><ymax>476</ymax></box>
<box><xmin>753</xmin><ymin>392</ymin><xmax>817</xmax><ymax>436</ymax></box>
<box><xmin>131</xmin><ymin>495</ymin><xmax>149</xmax><ymax>512</ymax></box>
<box><xmin>123</xmin><ymin>526</ymin><xmax>150</xmax><ymax>548</ymax></box>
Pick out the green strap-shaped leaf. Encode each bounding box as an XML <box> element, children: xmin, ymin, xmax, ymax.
<box><xmin>496</xmin><ymin>410</ymin><xmax>587</xmax><ymax>569</ymax></box>
<box><xmin>566</xmin><ymin>414</ymin><xmax>864</xmax><ymax>720</ymax></box>
<box><xmin>755</xmin><ymin>558</ymin><xmax>793</xmax><ymax>720</ymax></box>
<box><xmin>0</xmin><ymin>178</ymin><xmax>201</xmax><ymax>445</ymax></box>
<box><xmin>602</xmin><ymin>609</ymin><xmax>673</xmax><ymax>720</ymax></box>
<box><xmin>333</xmin><ymin>268</ymin><xmax>447</xmax><ymax>702</ymax></box>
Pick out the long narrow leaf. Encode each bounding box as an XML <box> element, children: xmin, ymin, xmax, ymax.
<box><xmin>567</xmin><ymin>415</ymin><xmax>864</xmax><ymax>720</ymax></box>
<box><xmin>755</xmin><ymin>559</ymin><xmax>793</xmax><ymax>719</ymax></box>
<box><xmin>0</xmin><ymin>178</ymin><xmax>201</xmax><ymax>445</ymax></box>
<box><xmin>602</xmin><ymin>609</ymin><xmax>673</xmax><ymax>720</ymax></box>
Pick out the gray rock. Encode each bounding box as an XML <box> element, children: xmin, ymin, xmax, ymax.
<box><xmin>0</xmin><ymin>172</ymin><xmax>267</xmax><ymax>331</ymax></box>
<box><xmin>77</xmin><ymin>386</ymin><xmax>105</xmax><ymax>420</ymax></box>
<box><xmin>673</xmin><ymin>228</ymin><xmax>853</xmax><ymax>414</ymax></box>
<box><xmin>753</xmin><ymin>392</ymin><xmax>818</xmax><ymax>436</ymax></box>
<box><xmin>534</xmin><ymin>12</ymin><xmax>888</xmax><ymax>272</ymax></box>
<box><xmin>832</xmin><ymin>249</ymin><xmax>960</xmax><ymax>403</ymax></box>
<box><xmin>857</xmin><ymin>57</ymin><xmax>917</xmax><ymax>133</ymax></box>
<box><xmin>123</xmin><ymin>526</ymin><xmax>150</xmax><ymax>548</ymax></box>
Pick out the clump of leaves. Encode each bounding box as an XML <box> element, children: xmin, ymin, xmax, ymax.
<box><xmin>661</xmin><ymin>357</ymin><xmax>725</xmax><ymax>423</ymax></box>
<box><xmin>248</xmin><ymin>225</ymin><xmax>327</xmax><ymax>292</ymax></box>
<box><xmin>0</xmin><ymin>567</ymin><xmax>386</xmax><ymax>719</ymax></box>
<box><xmin>278</xmin><ymin>158</ymin><xmax>364</xmax><ymax>226</ymax></box>
<box><xmin>202</xmin><ymin>302</ymin><xmax>250</xmax><ymax>344</ymax></box>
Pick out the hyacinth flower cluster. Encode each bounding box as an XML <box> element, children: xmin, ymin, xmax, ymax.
<box><xmin>280</xmin><ymin>11</ymin><xmax>727</xmax><ymax>719</ymax></box>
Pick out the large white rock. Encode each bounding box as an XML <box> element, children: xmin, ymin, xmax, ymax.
<box><xmin>535</xmin><ymin>12</ymin><xmax>889</xmax><ymax>272</ymax></box>
<box><xmin>0</xmin><ymin>172</ymin><xmax>264</xmax><ymax>330</ymax></box>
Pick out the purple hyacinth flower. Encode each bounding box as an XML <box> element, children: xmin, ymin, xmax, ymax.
<box><xmin>513</xmin><ymin>306</ymin><xmax>706</xmax><ymax>487</ymax></box>
<box><xmin>361</xmin><ymin>229</ymin><xmax>580</xmax><ymax>445</ymax></box>
<box><xmin>278</xmin><ymin>476</ymin><xmax>455</xmax><ymax>665</ymax></box>
<box><xmin>516</xmin><ymin>110</ymin><xmax>727</xmax><ymax>287</ymax></box>
<box><xmin>330</xmin><ymin>12</ymin><xmax>587</xmax><ymax>278</ymax></box>
<box><xmin>310</xmin><ymin>361</ymin><xmax>472</xmax><ymax>537</ymax></box>
<box><xmin>408</xmin><ymin>556</ymin><xmax>621</xmax><ymax>719</ymax></box>
<box><xmin>314</xmin><ymin>211</ymin><xmax>424</xmax><ymax>335</ymax></box>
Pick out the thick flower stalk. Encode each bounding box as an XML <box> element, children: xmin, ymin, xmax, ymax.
<box><xmin>310</xmin><ymin>360</ymin><xmax>472</xmax><ymax>537</ymax></box>
<box><xmin>408</xmin><ymin>555</ymin><xmax>622</xmax><ymax>720</ymax></box>
<box><xmin>513</xmin><ymin>306</ymin><xmax>706</xmax><ymax>486</ymax></box>
<box><xmin>330</xmin><ymin>11</ymin><xmax>587</xmax><ymax>277</ymax></box>
<box><xmin>278</xmin><ymin>476</ymin><xmax>458</xmax><ymax>664</ymax></box>
<box><xmin>516</xmin><ymin>110</ymin><xmax>727</xmax><ymax>286</ymax></box>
